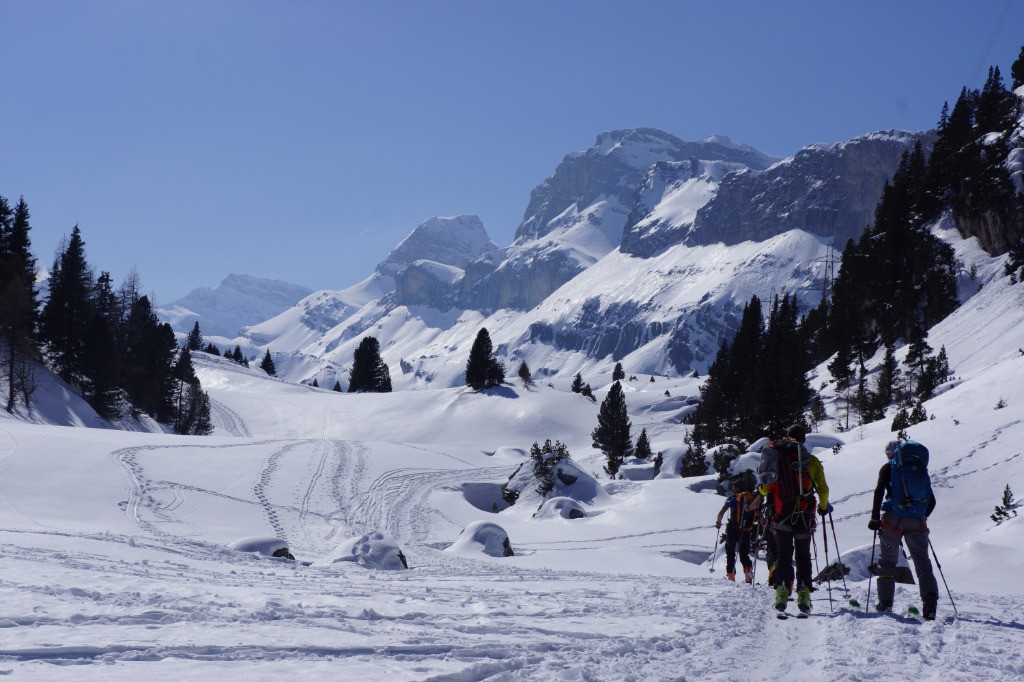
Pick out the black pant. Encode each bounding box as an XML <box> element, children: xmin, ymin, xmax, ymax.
<box><xmin>724</xmin><ymin>529</ymin><xmax>752</xmax><ymax>575</ymax></box>
<box><xmin>774</xmin><ymin>512</ymin><xmax>813</xmax><ymax>591</ymax></box>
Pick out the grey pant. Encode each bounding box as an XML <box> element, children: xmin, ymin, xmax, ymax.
<box><xmin>876</xmin><ymin>512</ymin><xmax>939</xmax><ymax>608</ymax></box>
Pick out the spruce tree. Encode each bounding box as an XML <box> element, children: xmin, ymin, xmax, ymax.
<box><xmin>333</xmin><ymin>380</ymin><xmax>342</xmax><ymax>392</ymax></box>
<box><xmin>517</xmin><ymin>361</ymin><xmax>532</xmax><ymax>387</ymax></box>
<box><xmin>348</xmin><ymin>336</ymin><xmax>392</xmax><ymax>392</ymax></box>
<box><xmin>634</xmin><ymin>428</ymin><xmax>653</xmax><ymax>460</ymax></box>
<box><xmin>465</xmin><ymin>328</ymin><xmax>504</xmax><ymax>390</ymax></box>
<box><xmin>311</xmin><ymin>378</ymin><xmax>319</xmax><ymax>388</ymax></box>
<box><xmin>40</xmin><ymin>226</ymin><xmax>94</xmax><ymax>389</ymax></box>
<box><xmin>260</xmin><ymin>349</ymin><xmax>277</xmax><ymax>376</ymax></box>
<box><xmin>592</xmin><ymin>381</ymin><xmax>632</xmax><ymax>477</ymax></box>
<box><xmin>1012</xmin><ymin>44</ymin><xmax>1024</xmax><ymax>90</ymax></box>
<box><xmin>612</xmin><ymin>362</ymin><xmax>625</xmax><ymax>382</ymax></box>
<box><xmin>122</xmin><ymin>296</ymin><xmax>177</xmax><ymax>422</ymax></box>
<box><xmin>571</xmin><ymin>372</ymin><xmax>583</xmax><ymax>393</ymax></box>
<box><xmin>531</xmin><ymin>439</ymin><xmax>571</xmax><ymax>497</ymax></box>
<box><xmin>81</xmin><ymin>272</ymin><xmax>121</xmax><ymax>419</ymax></box>
<box><xmin>186</xmin><ymin>322</ymin><xmax>203</xmax><ymax>351</ymax></box>
<box><xmin>680</xmin><ymin>432</ymin><xmax>708</xmax><ymax>477</ymax></box>
<box><xmin>204</xmin><ymin>343</ymin><xmax>220</xmax><ymax>356</ymax></box>
<box><xmin>0</xmin><ymin>195</ymin><xmax>40</xmax><ymax>412</ymax></box>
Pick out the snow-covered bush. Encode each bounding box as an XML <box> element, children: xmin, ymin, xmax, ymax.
<box><xmin>534</xmin><ymin>496</ymin><xmax>587</xmax><ymax>520</ymax></box>
<box><xmin>312</xmin><ymin>531</ymin><xmax>408</xmax><ymax>570</ymax></box>
<box><xmin>501</xmin><ymin>453</ymin><xmax>609</xmax><ymax>510</ymax></box>
<box><xmin>445</xmin><ymin>521</ymin><xmax>514</xmax><ymax>557</ymax></box>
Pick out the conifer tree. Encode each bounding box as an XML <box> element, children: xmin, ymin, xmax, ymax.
<box><xmin>680</xmin><ymin>432</ymin><xmax>708</xmax><ymax>477</ymax></box>
<box><xmin>203</xmin><ymin>343</ymin><xmax>220</xmax><ymax>356</ymax></box>
<box><xmin>612</xmin><ymin>362</ymin><xmax>625</xmax><ymax>382</ymax></box>
<box><xmin>81</xmin><ymin>272</ymin><xmax>121</xmax><ymax>419</ymax></box>
<box><xmin>333</xmin><ymin>380</ymin><xmax>342</xmax><ymax>392</ymax></box>
<box><xmin>592</xmin><ymin>381</ymin><xmax>631</xmax><ymax>477</ymax></box>
<box><xmin>634</xmin><ymin>428</ymin><xmax>653</xmax><ymax>460</ymax></box>
<box><xmin>517</xmin><ymin>361</ymin><xmax>532</xmax><ymax>387</ymax></box>
<box><xmin>40</xmin><ymin>226</ymin><xmax>94</xmax><ymax>389</ymax></box>
<box><xmin>465</xmin><ymin>328</ymin><xmax>504</xmax><ymax>390</ymax></box>
<box><xmin>122</xmin><ymin>295</ymin><xmax>177</xmax><ymax>422</ymax></box>
<box><xmin>0</xmin><ymin>195</ymin><xmax>40</xmax><ymax>412</ymax></box>
<box><xmin>530</xmin><ymin>439</ymin><xmax>571</xmax><ymax>497</ymax></box>
<box><xmin>348</xmin><ymin>336</ymin><xmax>392</xmax><ymax>392</ymax></box>
<box><xmin>260</xmin><ymin>349</ymin><xmax>277</xmax><ymax>376</ymax></box>
<box><xmin>186</xmin><ymin>322</ymin><xmax>203</xmax><ymax>351</ymax></box>
<box><xmin>1012</xmin><ymin>44</ymin><xmax>1024</xmax><ymax>90</ymax></box>
<box><xmin>311</xmin><ymin>378</ymin><xmax>319</xmax><ymax>388</ymax></box>
<box><xmin>571</xmin><ymin>372</ymin><xmax>583</xmax><ymax>393</ymax></box>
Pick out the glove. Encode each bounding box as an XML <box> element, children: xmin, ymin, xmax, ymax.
<box><xmin>867</xmin><ymin>518</ymin><xmax>882</xmax><ymax>531</ymax></box>
<box><xmin>818</xmin><ymin>503</ymin><xmax>833</xmax><ymax>517</ymax></box>
<box><xmin>715</xmin><ymin>522</ymin><xmax>722</xmax><ymax>529</ymax></box>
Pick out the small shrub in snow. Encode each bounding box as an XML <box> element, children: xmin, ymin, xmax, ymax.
<box><xmin>991</xmin><ymin>484</ymin><xmax>1019</xmax><ymax>523</ymax></box>
<box><xmin>531</xmin><ymin>439</ymin><xmax>571</xmax><ymax>497</ymax></box>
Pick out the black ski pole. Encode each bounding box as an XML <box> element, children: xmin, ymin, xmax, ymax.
<box><xmin>820</xmin><ymin>514</ymin><xmax>834</xmax><ymax>613</ymax></box>
<box><xmin>865</xmin><ymin>530</ymin><xmax>877</xmax><ymax>613</ymax></box>
<box><xmin>828</xmin><ymin>513</ymin><xmax>852</xmax><ymax>600</ymax></box>
<box><xmin>928</xmin><ymin>538</ymin><xmax>959</xmax><ymax>618</ymax></box>
<box><xmin>709</xmin><ymin>526</ymin><xmax>720</xmax><ymax>573</ymax></box>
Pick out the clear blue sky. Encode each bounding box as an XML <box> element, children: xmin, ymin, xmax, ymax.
<box><xmin>2</xmin><ymin>1</ymin><xmax>1022</xmax><ymax>302</ymax></box>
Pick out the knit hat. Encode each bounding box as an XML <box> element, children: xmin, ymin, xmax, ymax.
<box><xmin>884</xmin><ymin>440</ymin><xmax>901</xmax><ymax>459</ymax></box>
<box><xmin>785</xmin><ymin>423</ymin><xmax>807</xmax><ymax>443</ymax></box>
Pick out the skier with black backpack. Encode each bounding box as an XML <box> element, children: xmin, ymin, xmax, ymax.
<box><xmin>868</xmin><ymin>439</ymin><xmax>939</xmax><ymax>619</ymax></box>
<box><xmin>714</xmin><ymin>480</ymin><xmax>759</xmax><ymax>583</ymax></box>
<box><xmin>757</xmin><ymin>423</ymin><xmax>831</xmax><ymax>616</ymax></box>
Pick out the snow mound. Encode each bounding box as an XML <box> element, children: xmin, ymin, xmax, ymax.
<box><xmin>445</xmin><ymin>521</ymin><xmax>514</xmax><ymax>557</ymax></box>
<box><xmin>534</xmin><ymin>497</ymin><xmax>588</xmax><ymax>520</ymax></box>
<box><xmin>312</xmin><ymin>531</ymin><xmax>408</xmax><ymax>570</ymax></box>
<box><xmin>227</xmin><ymin>536</ymin><xmax>294</xmax><ymax>560</ymax></box>
<box><xmin>503</xmin><ymin>457</ymin><xmax>611</xmax><ymax>509</ymax></box>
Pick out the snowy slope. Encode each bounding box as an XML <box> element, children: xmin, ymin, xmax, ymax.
<box><xmin>1</xmin><ymin>243</ymin><xmax>1024</xmax><ymax>677</ymax></box>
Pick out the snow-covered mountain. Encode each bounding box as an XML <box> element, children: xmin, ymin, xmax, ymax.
<box><xmin>0</xmin><ymin>220</ymin><xmax>1022</xmax><ymax>676</ymax></box>
<box><xmin>224</xmin><ymin>127</ymin><xmax>919</xmax><ymax>390</ymax></box>
<box><xmin>157</xmin><ymin>274</ymin><xmax>314</xmax><ymax>339</ymax></box>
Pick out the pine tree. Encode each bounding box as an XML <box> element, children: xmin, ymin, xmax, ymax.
<box><xmin>40</xmin><ymin>226</ymin><xmax>94</xmax><ymax>389</ymax></box>
<box><xmin>530</xmin><ymin>439</ymin><xmax>571</xmax><ymax>497</ymax></box>
<box><xmin>122</xmin><ymin>296</ymin><xmax>177</xmax><ymax>422</ymax></box>
<box><xmin>571</xmin><ymin>372</ymin><xmax>583</xmax><ymax>393</ymax></box>
<box><xmin>348</xmin><ymin>336</ymin><xmax>392</xmax><ymax>392</ymax></box>
<box><xmin>517</xmin><ymin>361</ymin><xmax>532</xmax><ymax>387</ymax></box>
<box><xmin>260</xmin><ymin>349</ymin><xmax>277</xmax><ymax>376</ymax></box>
<box><xmin>891</xmin><ymin>408</ymin><xmax>911</xmax><ymax>432</ymax></box>
<box><xmin>634</xmin><ymin>428</ymin><xmax>653</xmax><ymax>460</ymax></box>
<box><xmin>186</xmin><ymin>322</ymin><xmax>203</xmax><ymax>351</ymax></box>
<box><xmin>1012</xmin><ymin>44</ymin><xmax>1024</xmax><ymax>90</ymax></box>
<box><xmin>909</xmin><ymin>401</ymin><xmax>928</xmax><ymax>425</ymax></box>
<box><xmin>612</xmin><ymin>362</ymin><xmax>625</xmax><ymax>382</ymax></box>
<box><xmin>203</xmin><ymin>343</ymin><xmax>220</xmax><ymax>356</ymax></box>
<box><xmin>680</xmin><ymin>432</ymin><xmax>708</xmax><ymax>477</ymax></box>
<box><xmin>465</xmin><ymin>328</ymin><xmax>504</xmax><ymax>390</ymax></box>
<box><xmin>311</xmin><ymin>378</ymin><xmax>319</xmax><ymax>388</ymax></box>
<box><xmin>333</xmin><ymin>380</ymin><xmax>342</xmax><ymax>392</ymax></box>
<box><xmin>81</xmin><ymin>272</ymin><xmax>121</xmax><ymax>419</ymax></box>
<box><xmin>991</xmin><ymin>484</ymin><xmax>1018</xmax><ymax>523</ymax></box>
<box><xmin>592</xmin><ymin>381</ymin><xmax>631</xmax><ymax>477</ymax></box>
<box><xmin>0</xmin><ymin>195</ymin><xmax>40</xmax><ymax>412</ymax></box>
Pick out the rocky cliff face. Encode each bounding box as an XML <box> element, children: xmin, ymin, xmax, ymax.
<box><xmin>686</xmin><ymin>131</ymin><xmax>930</xmax><ymax>247</ymax></box>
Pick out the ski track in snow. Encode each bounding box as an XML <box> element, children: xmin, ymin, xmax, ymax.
<box><xmin>208</xmin><ymin>397</ymin><xmax>251</xmax><ymax>437</ymax></box>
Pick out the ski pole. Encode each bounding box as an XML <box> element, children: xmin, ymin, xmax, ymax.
<box><xmin>828</xmin><ymin>512</ymin><xmax>852</xmax><ymax>599</ymax></box>
<box><xmin>820</xmin><ymin>514</ymin><xmax>834</xmax><ymax>613</ymax></box>
<box><xmin>928</xmin><ymin>538</ymin><xmax>959</xmax><ymax>618</ymax></box>
<box><xmin>865</xmin><ymin>530</ymin><xmax>877</xmax><ymax>613</ymax></box>
<box><xmin>709</xmin><ymin>526</ymin><xmax>720</xmax><ymax>573</ymax></box>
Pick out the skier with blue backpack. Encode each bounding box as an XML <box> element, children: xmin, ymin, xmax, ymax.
<box><xmin>868</xmin><ymin>439</ymin><xmax>939</xmax><ymax>619</ymax></box>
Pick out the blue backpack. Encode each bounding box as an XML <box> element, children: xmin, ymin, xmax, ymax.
<box><xmin>883</xmin><ymin>441</ymin><xmax>932</xmax><ymax>518</ymax></box>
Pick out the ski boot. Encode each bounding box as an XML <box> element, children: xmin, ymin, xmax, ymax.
<box><xmin>744</xmin><ymin>570</ymin><xmax>753</xmax><ymax>584</ymax></box>
<box><xmin>726</xmin><ymin>572</ymin><xmax>736</xmax><ymax>581</ymax></box>
<box><xmin>797</xmin><ymin>586</ymin><xmax>812</xmax><ymax>614</ymax></box>
<box><xmin>876</xmin><ymin>601</ymin><xmax>892</xmax><ymax>613</ymax></box>
<box><xmin>774</xmin><ymin>585</ymin><xmax>789</xmax><ymax>612</ymax></box>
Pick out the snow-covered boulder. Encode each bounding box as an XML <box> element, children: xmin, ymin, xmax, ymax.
<box><xmin>312</xmin><ymin>531</ymin><xmax>408</xmax><ymax>570</ymax></box>
<box><xmin>445</xmin><ymin>521</ymin><xmax>514</xmax><ymax>557</ymax></box>
<box><xmin>227</xmin><ymin>536</ymin><xmax>295</xmax><ymax>560</ymax></box>
<box><xmin>501</xmin><ymin>456</ymin><xmax>610</xmax><ymax>510</ymax></box>
<box><xmin>534</xmin><ymin>497</ymin><xmax>587</xmax><ymax>520</ymax></box>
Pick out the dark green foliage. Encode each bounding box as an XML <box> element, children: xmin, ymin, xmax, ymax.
<box><xmin>711</xmin><ymin>441</ymin><xmax>746</xmax><ymax>486</ymax></box>
<box><xmin>260</xmin><ymin>349</ymin><xmax>277</xmax><ymax>376</ymax></box>
<box><xmin>808</xmin><ymin>393</ymin><xmax>828</xmax><ymax>430</ymax></box>
<box><xmin>122</xmin><ymin>296</ymin><xmax>177</xmax><ymax>423</ymax></box>
<box><xmin>186</xmin><ymin>322</ymin><xmax>203</xmax><ymax>351</ymax></box>
<box><xmin>634</xmin><ymin>428</ymin><xmax>653</xmax><ymax>460</ymax></box>
<box><xmin>517</xmin><ymin>361</ymin><xmax>532</xmax><ymax>387</ymax></box>
<box><xmin>348</xmin><ymin>336</ymin><xmax>392</xmax><ymax>393</ymax></box>
<box><xmin>612</xmin><ymin>362</ymin><xmax>625</xmax><ymax>382</ymax></box>
<box><xmin>1013</xmin><ymin>44</ymin><xmax>1024</xmax><ymax>89</ymax></box>
<box><xmin>203</xmin><ymin>343</ymin><xmax>220</xmax><ymax>356</ymax></box>
<box><xmin>40</xmin><ymin>226</ymin><xmax>93</xmax><ymax>388</ymax></box>
<box><xmin>592</xmin><ymin>381</ymin><xmax>631</xmax><ymax>477</ymax></box>
<box><xmin>909</xmin><ymin>401</ymin><xmax>928</xmax><ymax>425</ymax></box>
<box><xmin>333</xmin><ymin>380</ymin><xmax>342</xmax><ymax>392</ymax></box>
<box><xmin>465</xmin><ymin>328</ymin><xmax>504</xmax><ymax>390</ymax></box>
<box><xmin>580</xmin><ymin>383</ymin><xmax>595</xmax><ymax>400</ymax></box>
<box><xmin>891</xmin><ymin>407</ymin><xmax>911</xmax><ymax>432</ymax></box>
<box><xmin>530</xmin><ymin>439</ymin><xmax>571</xmax><ymax>497</ymax></box>
<box><xmin>0</xmin><ymin>195</ymin><xmax>41</xmax><ymax>413</ymax></box>
<box><xmin>680</xmin><ymin>432</ymin><xmax>708</xmax><ymax>477</ymax></box>
<box><xmin>81</xmin><ymin>272</ymin><xmax>121</xmax><ymax>419</ymax></box>
<box><xmin>991</xmin><ymin>484</ymin><xmax>1018</xmax><ymax>523</ymax></box>
<box><xmin>311</xmin><ymin>378</ymin><xmax>319</xmax><ymax>388</ymax></box>
<box><xmin>690</xmin><ymin>294</ymin><xmax>812</xmax><ymax>445</ymax></box>
<box><xmin>571</xmin><ymin>372</ymin><xmax>583</xmax><ymax>393</ymax></box>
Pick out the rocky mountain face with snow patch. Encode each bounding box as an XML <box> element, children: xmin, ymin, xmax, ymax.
<box><xmin>213</xmin><ymin>126</ymin><xmax>936</xmax><ymax>387</ymax></box>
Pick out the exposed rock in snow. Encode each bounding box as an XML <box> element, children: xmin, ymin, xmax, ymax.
<box><xmin>445</xmin><ymin>521</ymin><xmax>514</xmax><ymax>557</ymax></box>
